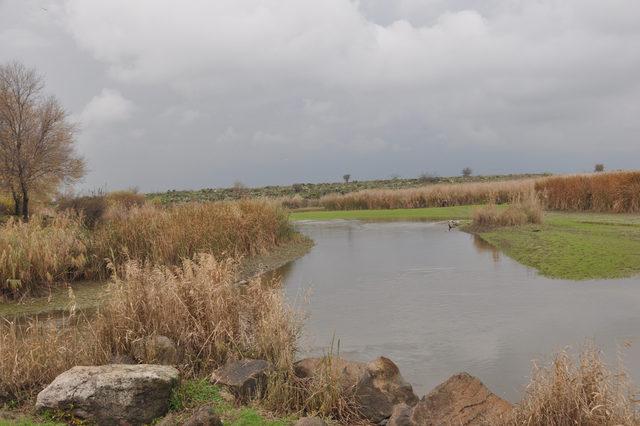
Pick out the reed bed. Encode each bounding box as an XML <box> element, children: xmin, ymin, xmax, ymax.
<box><xmin>536</xmin><ymin>171</ymin><xmax>640</xmax><ymax>213</ymax></box>
<box><xmin>0</xmin><ymin>199</ymin><xmax>294</xmax><ymax>298</ymax></box>
<box><xmin>506</xmin><ymin>344</ymin><xmax>639</xmax><ymax>426</ymax></box>
<box><xmin>320</xmin><ymin>179</ymin><xmax>537</xmax><ymax>210</ymax></box>
<box><xmin>0</xmin><ymin>214</ymin><xmax>88</xmax><ymax>297</ymax></box>
<box><xmin>472</xmin><ymin>194</ymin><xmax>543</xmax><ymax>229</ymax></box>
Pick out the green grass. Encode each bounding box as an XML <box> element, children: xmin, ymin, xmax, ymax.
<box><xmin>167</xmin><ymin>380</ymin><xmax>291</xmax><ymax>425</ymax></box>
<box><xmin>290</xmin><ymin>205</ymin><xmax>487</xmax><ymax>221</ymax></box>
<box><xmin>478</xmin><ymin>212</ymin><xmax>640</xmax><ymax>280</ymax></box>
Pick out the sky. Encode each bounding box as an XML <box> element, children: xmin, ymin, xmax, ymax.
<box><xmin>1</xmin><ymin>0</ymin><xmax>639</xmax><ymax>191</ymax></box>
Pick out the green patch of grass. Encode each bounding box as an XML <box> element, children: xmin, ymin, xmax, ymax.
<box><xmin>290</xmin><ymin>205</ymin><xmax>490</xmax><ymax>221</ymax></box>
<box><xmin>226</xmin><ymin>408</ymin><xmax>289</xmax><ymax>426</ymax></box>
<box><xmin>478</xmin><ymin>212</ymin><xmax>640</xmax><ymax>280</ymax></box>
<box><xmin>169</xmin><ymin>379</ymin><xmax>222</xmax><ymax>412</ymax></box>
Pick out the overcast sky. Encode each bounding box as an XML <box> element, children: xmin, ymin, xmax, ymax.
<box><xmin>1</xmin><ymin>0</ymin><xmax>639</xmax><ymax>191</ymax></box>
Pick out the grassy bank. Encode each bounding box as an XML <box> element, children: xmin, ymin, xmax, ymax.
<box><xmin>290</xmin><ymin>204</ymin><xmax>487</xmax><ymax>221</ymax></box>
<box><xmin>477</xmin><ymin>212</ymin><xmax>640</xmax><ymax>280</ymax></box>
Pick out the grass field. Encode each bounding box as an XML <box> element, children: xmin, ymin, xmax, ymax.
<box><xmin>290</xmin><ymin>205</ymin><xmax>488</xmax><ymax>221</ymax></box>
<box><xmin>479</xmin><ymin>212</ymin><xmax>640</xmax><ymax>280</ymax></box>
<box><xmin>291</xmin><ymin>206</ymin><xmax>640</xmax><ymax>280</ymax></box>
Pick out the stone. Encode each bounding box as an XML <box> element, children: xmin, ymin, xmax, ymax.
<box><xmin>183</xmin><ymin>405</ymin><xmax>223</xmax><ymax>426</ymax></box>
<box><xmin>410</xmin><ymin>372</ymin><xmax>512</xmax><ymax>426</ymax></box>
<box><xmin>210</xmin><ymin>358</ymin><xmax>272</xmax><ymax>401</ymax></box>
<box><xmin>294</xmin><ymin>416</ymin><xmax>328</xmax><ymax>426</ymax></box>
<box><xmin>294</xmin><ymin>356</ymin><xmax>418</xmax><ymax>424</ymax></box>
<box><xmin>131</xmin><ymin>335</ymin><xmax>179</xmax><ymax>365</ymax></box>
<box><xmin>388</xmin><ymin>403</ymin><xmax>413</xmax><ymax>426</ymax></box>
<box><xmin>35</xmin><ymin>364</ymin><xmax>180</xmax><ymax>426</ymax></box>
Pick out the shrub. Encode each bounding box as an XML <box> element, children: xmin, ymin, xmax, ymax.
<box><xmin>595</xmin><ymin>164</ymin><xmax>605</xmax><ymax>172</ymax></box>
<box><xmin>507</xmin><ymin>344</ymin><xmax>639</xmax><ymax>425</ymax></box>
<box><xmin>0</xmin><ymin>214</ymin><xmax>88</xmax><ymax>297</ymax></box>
<box><xmin>57</xmin><ymin>192</ymin><xmax>108</xmax><ymax>227</ymax></box>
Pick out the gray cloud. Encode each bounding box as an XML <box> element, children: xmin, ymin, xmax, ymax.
<box><xmin>1</xmin><ymin>0</ymin><xmax>639</xmax><ymax>191</ymax></box>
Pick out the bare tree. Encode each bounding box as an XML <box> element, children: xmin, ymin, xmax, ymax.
<box><xmin>462</xmin><ymin>167</ymin><xmax>472</xmax><ymax>178</ymax></box>
<box><xmin>0</xmin><ymin>62</ymin><xmax>85</xmax><ymax>220</ymax></box>
<box><xmin>343</xmin><ymin>174</ymin><xmax>351</xmax><ymax>183</ymax></box>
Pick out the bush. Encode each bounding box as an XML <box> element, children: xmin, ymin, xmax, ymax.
<box><xmin>57</xmin><ymin>192</ymin><xmax>108</xmax><ymax>227</ymax></box>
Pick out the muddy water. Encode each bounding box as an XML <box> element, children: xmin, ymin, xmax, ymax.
<box><xmin>279</xmin><ymin>220</ymin><xmax>640</xmax><ymax>402</ymax></box>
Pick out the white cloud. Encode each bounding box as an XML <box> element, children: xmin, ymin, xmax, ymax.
<box><xmin>77</xmin><ymin>88</ymin><xmax>135</xmax><ymax>128</ymax></box>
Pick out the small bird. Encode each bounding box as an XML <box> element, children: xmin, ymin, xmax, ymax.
<box><xmin>448</xmin><ymin>220</ymin><xmax>459</xmax><ymax>231</ymax></box>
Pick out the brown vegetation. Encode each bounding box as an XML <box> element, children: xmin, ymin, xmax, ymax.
<box><xmin>321</xmin><ymin>179</ymin><xmax>536</xmax><ymax>210</ymax></box>
<box><xmin>0</xmin><ymin>199</ymin><xmax>293</xmax><ymax>298</ymax></box>
<box><xmin>536</xmin><ymin>171</ymin><xmax>640</xmax><ymax>213</ymax></box>
<box><xmin>506</xmin><ymin>344</ymin><xmax>639</xmax><ymax>426</ymax></box>
<box><xmin>472</xmin><ymin>194</ymin><xmax>543</xmax><ymax>229</ymax></box>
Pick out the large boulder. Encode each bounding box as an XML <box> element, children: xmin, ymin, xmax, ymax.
<box><xmin>294</xmin><ymin>356</ymin><xmax>418</xmax><ymax>424</ymax></box>
<box><xmin>410</xmin><ymin>372</ymin><xmax>512</xmax><ymax>425</ymax></box>
<box><xmin>131</xmin><ymin>335</ymin><xmax>179</xmax><ymax>365</ymax></box>
<box><xmin>35</xmin><ymin>364</ymin><xmax>180</xmax><ymax>426</ymax></box>
<box><xmin>210</xmin><ymin>358</ymin><xmax>272</xmax><ymax>401</ymax></box>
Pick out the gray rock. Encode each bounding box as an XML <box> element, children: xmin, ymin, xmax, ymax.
<box><xmin>410</xmin><ymin>372</ymin><xmax>512</xmax><ymax>425</ymax></box>
<box><xmin>294</xmin><ymin>416</ymin><xmax>328</xmax><ymax>426</ymax></box>
<box><xmin>388</xmin><ymin>403</ymin><xmax>413</xmax><ymax>426</ymax></box>
<box><xmin>183</xmin><ymin>405</ymin><xmax>223</xmax><ymax>426</ymax></box>
<box><xmin>210</xmin><ymin>358</ymin><xmax>272</xmax><ymax>401</ymax></box>
<box><xmin>294</xmin><ymin>356</ymin><xmax>417</xmax><ymax>424</ymax></box>
<box><xmin>35</xmin><ymin>364</ymin><xmax>180</xmax><ymax>426</ymax></box>
<box><xmin>131</xmin><ymin>335</ymin><xmax>179</xmax><ymax>365</ymax></box>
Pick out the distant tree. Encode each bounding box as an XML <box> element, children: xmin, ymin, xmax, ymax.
<box><xmin>594</xmin><ymin>163</ymin><xmax>605</xmax><ymax>172</ymax></box>
<box><xmin>418</xmin><ymin>172</ymin><xmax>439</xmax><ymax>183</ymax></box>
<box><xmin>232</xmin><ymin>180</ymin><xmax>247</xmax><ymax>196</ymax></box>
<box><xmin>343</xmin><ymin>174</ymin><xmax>351</xmax><ymax>183</ymax></box>
<box><xmin>0</xmin><ymin>62</ymin><xmax>85</xmax><ymax>220</ymax></box>
<box><xmin>462</xmin><ymin>167</ymin><xmax>472</xmax><ymax>178</ymax></box>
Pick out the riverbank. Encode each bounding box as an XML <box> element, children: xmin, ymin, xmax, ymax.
<box><xmin>290</xmin><ymin>206</ymin><xmax>640</xmax><ymax>280</ymax></box>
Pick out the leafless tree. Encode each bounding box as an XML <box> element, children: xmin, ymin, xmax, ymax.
<box><xmin>343</xmin><ymin>174</ymin><xmax>351</xmax><ymax>183</ymax></box>
<box><xmin>0</xmin><ymin>62</ymin><xmax>85</xmax><ymax>220</ymax></box>
<box><xmin>462</xmin><ymin>167</ymin><xmax>472</xmax><ymax>178</ymax></box>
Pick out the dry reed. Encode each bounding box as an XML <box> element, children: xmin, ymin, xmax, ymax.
<box><xmin>536</xmin><ymin>171</ymin><xmax>640</xmax><ymax>213</ymax></box>
<box><xmin>0</xmin><ymin>214</ymin><xmax>88</xmax><ymax>297</ymax></box>
<box><xmin>321</xmin><ymin>179</ymin><xmax>537</xmax><ymax>210</ymax></box>
<box><xmin>472</xmin><ymin>193</ymin><xmax>543</xmax><ymax>228</ymax></box>
<box><xmin>506</xmin><ymin>343</ymin><xmax>639</xmax><ymax>426</ymax></box>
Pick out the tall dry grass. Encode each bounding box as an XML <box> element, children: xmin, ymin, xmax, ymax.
<box><xmin>472</xmin><ymin>193</ymin><xmax>544</xmax><ymax>229</ymax></box>
<box><xmin>89</xmin><ymin>200</ymin><xmax>293</xmax><ymax>278</ymax></box>
<box><xmin>0</xmin><ymin>199</ymin><xmax>294</xmax><ymax>297</ymax></box>
<box><xmin>0</xmin><ymin>214</ymin><xmax>88</xmax><ymax>297</ymax></box>
<box><xmin>507</xmin><ymin>344</ymin><xmax>639</xmax><ymax>426</ymax></box>
<box><xmin>320</xmin><ymin>179</ymin><xmax>536</xmax><ymax>210</ymax></box>
<box><xmin>536</xmin><ymin>171</ymin><xmax>640</xmax><ymax>213</ymax></box>
<box><xmin>95</xmin><ymin>253</ymin><xmax>302</xmax><ymax>377</ymax></box>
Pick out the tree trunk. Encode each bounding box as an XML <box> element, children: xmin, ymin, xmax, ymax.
<box><xmin>21</xmin><ymin>188</ymin><xmax>29</xmax><ymax>221</ymax></box>
<box><xmin>11</xmin><ymin>190</ymin><xmax>22</xmax><ymax>217</ymax></box>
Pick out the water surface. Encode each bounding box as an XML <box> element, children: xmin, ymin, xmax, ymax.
<box><xmin>280</xmin><ymin>220</ymin><xmax>640</xmax><ymax>401</ymax></box>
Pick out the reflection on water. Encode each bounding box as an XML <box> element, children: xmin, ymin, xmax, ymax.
<box><xmin>472</xmin><ymin>234</ymin><xmax>501</xmax><ymax>262</ymax></box>
<box><xmin>279</xmin><ymin>220</ymin><xmax>640</xmax><ymax>401</ymax></box>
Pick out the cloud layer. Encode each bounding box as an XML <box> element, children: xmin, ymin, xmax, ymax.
<box><xmin>1</xmin><ymin>0</ymin><xmax>639</xmax><ymax>190</ymax></box>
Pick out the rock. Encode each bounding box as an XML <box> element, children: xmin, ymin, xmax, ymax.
<box><xmin>210</xmin><ymin>358</ymin><xmax>272</xmax><ymax>401</ymax></box>
<box><xmin>294</xmin><ymin>356</ymin><xmax>417</xmax><ymax>424</ymax></box>
<box><xmin>294</xmin><ymin>416</ymin><xmax>328</xmax><ymax>426</ymax></box>
<box><xmin>410</xmin><ymin>372</ymin><xmax>512</xmax><ymax>426</ymax></box>
<box><xmin>183</xmin><ymin>405</ymin><xmax>223</xmax><ymax>426</ymax></box>
<box><xmin>388</xmin><ymin>403</ymin><xmax>413</xmax><ymax>426</ymax></box>
<box><xmin>35</xmin><ymin>364</ymin><xmax>180</xmax><ymax>426</ymax></box>
<box><xmin>131</xmin><ymin>335</ymin><xmax>179</xmax><ymax>365</ymax></box>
